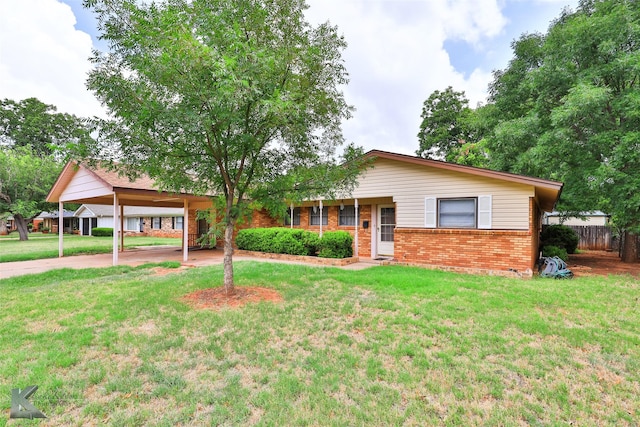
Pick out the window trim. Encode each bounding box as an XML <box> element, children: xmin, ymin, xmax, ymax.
<box><xmin>285</xmin><ymin>207</ymin><xmax>301</xmax><ymax>226</ymax></box>
<box><xmin>152</xmin><ymin>217</ymin><xmax>161</xmax><ymax>229</ymax></box>
<box><xmin>338</xmin><ymin>205</ymin><xmax>359</xmax><ymax>227</ymax></box>
<box><xmin>172</xmin><ymin>216</ymin><xmax>184</xmax><ymax>230</ymax></box>
<box><xmin>425</xmin><ymin>196</ymin><xmax>492</xmax><ymax>230</ymax></box>
<box><xmin>308</xmin><ymin>206</ymin><xmax>328</xmax><ymax>226</ymax></box>
<box><xmin>438</xmin><ymin>197</ymin><xmax>477</xmax><ymax>228</ymax></box>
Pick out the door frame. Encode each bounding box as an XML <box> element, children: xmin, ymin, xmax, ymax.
<box><xmin>377</xmin><ymin>204</ymin><xmax>395</xmax><ymax>256</ymax></box>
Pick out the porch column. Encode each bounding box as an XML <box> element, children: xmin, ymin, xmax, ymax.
<box><xmin>182</xmin><ymin>199</ymin><xmax>189</xmax><ymax>262</ymax></box>
<box><xmin>58</xmin><ymin>201</ymin><xmax>64</xmax><ymax>258</ymax></box>
<box><xmin>354</xmin><ymin>199</ymin><xmax>359</xmax><ymax>257</ymax></box>
<box><xmin>120</xmin><ymin>204</ymin><xmax>125</xmax><ymax>252</ymax></box>
<box><xmin>290</xmin><ymin>203</ymin><xmax>294</xmax><ymax>229</ymax></box>
<box><xmin>112</xmin><ymin>193</ymin><xmax>119</xmax><ymax>266</ymax></box>
<box><xmin>319</xmin><ymin>200</ymin><xmax>323</xmax><ymax>238</ymax></box>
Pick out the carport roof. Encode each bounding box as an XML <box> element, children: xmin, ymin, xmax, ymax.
<box><xmin>46</xmin><ymin>161</ymin><xmax>212</xmax><ymax>209</ymax></box>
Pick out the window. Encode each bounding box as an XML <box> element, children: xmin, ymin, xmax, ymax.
<box><xmin>338</xmin><ymin>205</ymin><xmax>359</xmax><ymax>226</ymax></box>
<box><xmin>426</xmin><ymin>196</ymin><xmax>491</xmax><ymax>229</ymax></box>
<box><xmin>125</xmin><ymin>217</ymin><xmax>140</xmax><ymax>231</ymax></box>
<box><xmin>309</xmin><ymin>207</ymin><xmax>328</xmax><ymax>226</ymax></box>
<box><xmin>172</xmin><ymin>216</ymin><xmax>183</xmax><ymax>230</ymax></box>
<box><xmin>152</xmin><ymin>217</ymin><xmax>161</xmax><ymax>229</ymax></box>
<box><xmin>438</xmin><ymin>198</ymin><xmax>477</xmax><ymax>228</ymax></box>
<box><xmin>285</xmin><ymin>208</ymin><xmax>301</xmax><ymax>226</ymax></box>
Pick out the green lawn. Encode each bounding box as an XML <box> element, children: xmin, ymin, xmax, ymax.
<box><xmin>0</xmin><ymin>234</ymin><xmax>182</xmax><ymax>263</ymax></box>
<box><xmin>1</xmin><ymin>262</ymin><xmax>638</xmax><ymax>425</ymax></box>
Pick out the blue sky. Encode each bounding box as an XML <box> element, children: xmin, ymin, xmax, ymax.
<box><xmin>0</xmin><ymin>0</ymin><xmax>578</xmax><ymax>155</ymax></box>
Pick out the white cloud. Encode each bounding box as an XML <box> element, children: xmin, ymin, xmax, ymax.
<box><xmin>0</xmin><ymin>0</ymin><xmax>104</xmax><ymax>117</ymax></box>
<box><xmin>305</xmin><ymin>0</ymin><xmax>507</xmax><ymax>153</ymax></box>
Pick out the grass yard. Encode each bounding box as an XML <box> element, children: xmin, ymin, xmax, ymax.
<box><xmin>0</xmin><ymin>234</ymin><xmax>182</xmax><ymax>263</ymax></box>
<box><xmin>1</xmin><ymin>262</ymin><xmax>638</xmax><ymax>426</ymax></box>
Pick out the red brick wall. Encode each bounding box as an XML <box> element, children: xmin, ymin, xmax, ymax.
<box><xmin>124</xmin><ymin>216</ymin><xmax>183</xmax><ymax>238</ymax></box>
<box><xmin>394</xmin><ymin>228</ymin><xmax>534</xmax><ymax>275</ymax></box>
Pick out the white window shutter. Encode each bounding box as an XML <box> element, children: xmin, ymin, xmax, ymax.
<box><xmin>478</xmin><ymin>195</ymin><xmax>492</xmax><ymax>229</ymax></box>
<box><xmin>425</xmin><ymin>197</ymin><xmax>436</xmax><ymax>228</ymax></box>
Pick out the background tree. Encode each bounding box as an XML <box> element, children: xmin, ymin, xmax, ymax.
<box><xmin>83</xmin><ymin>0</ymin><xmax>364</xmax><ymax>294</ymax></box>
<box><xmin>416</xmin><ymin>86</ymin><xmax>473</xmax><ymax>161</ymax></box>
<box><xmin>0</xmin><ymin>98</ymin><xmax>91</xmax><ymax>157</ymax></box>
<box><xmin>0</xmin><ymin>97</ymin><xmax>91</xmax><ymax>240</ymax></box>
<box><xmin>417</xmin><ymin>87</ymin><xmax>495</xmax><ymax>167</ymax></box>
<box><xmin>485</xmin><ymin>0</ymin><xmax>640</xmax><ymax>262</ymax></box>
<box><xmin>0</xmin><ymin>146</ymin><xmax>61</xmax><ymax>240</ymax></box>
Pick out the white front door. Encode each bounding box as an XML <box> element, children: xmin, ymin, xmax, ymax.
<box><xmin>377</xmin><ymin>205</ymin><xmax>395</xmax><ymax>256</ymax></box>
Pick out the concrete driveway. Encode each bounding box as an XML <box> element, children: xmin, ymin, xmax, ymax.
<box><xmin>0</xmin><ymin>246</ymin><xmax>374</xmax><ymax>279</ymax></box>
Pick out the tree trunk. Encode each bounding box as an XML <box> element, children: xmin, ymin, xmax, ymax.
<box><xmin>222</xmin><ymin>219</ymin><xmax>235</xmax><ymax>295</ymax></box>
<box><xmin>0</xmin><ymin>219</ymin><xmax>7</xmax><ymax>235</ymax></box>
<box><xmin>14</xmin><ymin>214</ymin><xmax>30</xmax><ymax>241</ymax></box>
<box><xmin>621</xmin><ymin>230</ymin><xmax>639</xmax><ymax>263</ymax></box>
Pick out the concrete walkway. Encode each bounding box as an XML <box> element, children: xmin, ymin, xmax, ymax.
<box><xmin>0</xmin><ymin>246</ymin><xmax>375</xmax><ymax>279</ymax></box>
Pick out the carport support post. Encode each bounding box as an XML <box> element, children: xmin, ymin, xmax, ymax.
<box><xmin>120</xmin><ymin>204</ymin><xmax>124</xmax><ymax>252</ymax></box>
<box><xmin>58</xmin><ymin>201</ymin><xmax>64</xmax><ymax>257</ymax></box>
<box><xmin>354</xmin><ymin>199</ymin><xmax>359</xmax><ymax>257</ymax></box>
<box><xmin>182</xmin><ymin>200</ymin><xmax>189</xmax><ymax>263</ymax></box>
<box><xmin>112</xmin><ymin>193</ymin><xmax>119</xmax><ymax>266</ymax></box>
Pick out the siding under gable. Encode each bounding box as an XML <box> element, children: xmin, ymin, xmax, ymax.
<box><xmin>60</xmin><ymin>168</ymin><xmax>112</xmax><ymax>202</ymax></box>
<box><xmin>353</xmin><ymin>158</ymin><xmax>534</xmax><ymax>230</ymax></box>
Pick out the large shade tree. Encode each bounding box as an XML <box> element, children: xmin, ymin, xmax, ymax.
<box><xmin>417</xmin><ymin>0</ymin><xmax>640</xmax><ymax>262</ymax></box>
<box><xmin>83</xmin><ymin>0</ymin><xmax>364</xmax><ymax>293</ymax></box>
<box><xmin>487</xmin><ymin>0</ymin><xmax>640</xmax><ymax>262</ymax></box>
<box><xmin>0</xmin><ymin>98</ymin><xmax>91</xmax><ymax>239</ymax></box>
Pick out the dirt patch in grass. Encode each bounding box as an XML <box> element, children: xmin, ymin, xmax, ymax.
<box><xmin>181</xmin><ymin>286</ymin><xmax>283</xmax><ymax>310</ymax></box>
<box><xmin>569</xmin><ymin>251</ymin><xmax>640</xmax><ymax>278</ymax></box>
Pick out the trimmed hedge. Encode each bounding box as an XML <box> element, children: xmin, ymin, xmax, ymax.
<box><xmin>236</xmin><ymin>228</ymin><xmax>353</xmax><ymax>258</ymax></box>
<box><xmin>318</xmin><ymin>231</ymin><xmax>353</xmax><ymax>258</ymax></box>
<box><xmin>236</xmin><ymin>228</ymin><xmax>320</xmax><ymax>256</ymax></box>
<box><xmin>92</xmin><ymin>227</ymin><xmax>114</xmax><ymax>237</ymax></box>
<box><xmin>541</xmin><ymin>224</ymin><xmax>579</xmax><ymax>254</ymax></box>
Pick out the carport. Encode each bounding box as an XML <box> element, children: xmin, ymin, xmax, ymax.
<box><xmin>46</xmin><ymin>161</ymin><xmax>213</xmax><ymax>265</ymax></box>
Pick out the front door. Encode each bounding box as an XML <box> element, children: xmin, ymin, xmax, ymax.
<box><xmin>377</xmin><ymin>205</ymin><xmax>395</xmax><ymax>256</ymax></box>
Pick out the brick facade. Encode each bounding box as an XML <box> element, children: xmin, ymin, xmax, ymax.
<box><xmin>186</xmin><ymin>196</ymin><xmax>541</xmax><ymax>277</ymax></box>
<box><xmin>124</xmin><ymin>216</ymin><xmax>183</xmax><ymax>238</ymax></box>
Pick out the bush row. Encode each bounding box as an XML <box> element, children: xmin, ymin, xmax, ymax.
<box><xmin>92</xmin><ymin>227</ymin><xmax>114</xmax><ymax>237</ymax></box>
<box><xmin>236</xmin><ymin>228</ymin><xmax>353</xmax><ymax>258</ymax></box>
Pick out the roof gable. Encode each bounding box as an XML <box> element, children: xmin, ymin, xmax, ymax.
<box><xmin>363</xmin><ymin>150</ymin><xmax>563</xmax><ymax>211</ymax></box>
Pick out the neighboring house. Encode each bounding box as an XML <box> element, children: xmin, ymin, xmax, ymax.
<box><xmin>74</xmin><ymin>204</ymin><xmax>185</xmax><ymax>237</ymax></box>
<box><xmin>46</xmin><ymin>150</ymin><xmax>562</xmax><ymax>276</ymax></box>
<box><xmin>37</xmin><ymin>210</ymin><xmax>78</xmax><ymax>233</ymax></box>
<box><xmin>543</xmin><ymin>211</ymin><xmax>610</xmax><ymax>226</ymax></box>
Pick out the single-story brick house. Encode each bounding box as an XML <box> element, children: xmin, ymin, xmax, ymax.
<box><xmin>74</xmin><ymin>204</ymin><xmax>185</xmax><ymax>237</ymax></box>
<box><xmin>46</xmin><ymin>150</ymin><xmax>562</xmax><ymax>276</ymax></box>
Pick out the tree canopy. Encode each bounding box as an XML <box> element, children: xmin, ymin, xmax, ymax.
<box><xmin>83</xmin><ymin>0</ymin><xmax>364</xmax><ymax>292</ymax></box>
<box><xmin>0</xmin><ymin>146</ymin><xmax>61</xmax><ymax>239</ymax></box>
<box><xmin>0</xmin><ymin>98</ymin><xmax>90</xmax><ymax>240</ymax></box>
<box><xmin>0</xmin><ymin>98</ymin><xmax>92</xmax><ymax>157</ymax></box>
<box><xmin>417</xmin><ymin>0</ymin><xmax>640</xmax><ymax>261</ymax></box>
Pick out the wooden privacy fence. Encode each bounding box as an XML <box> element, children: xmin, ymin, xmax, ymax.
<box><xmin>566</xmin><ymin>225</ymin><xmax>612</xmax><ymax>251</ymax></box>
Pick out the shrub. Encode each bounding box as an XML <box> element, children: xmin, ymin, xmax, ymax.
<box><xmin>236</xmin><ymin>228</ymin><xmax>320</xmax><ymax>256</ymax></box>
<box><xmin>541</xmin><ymin>224</ymin><xmax>580</xmax><ymax>254</ymax></box>
<box><xmin>92</xmin><ymin>227</ymin><xmax>113</xmax><ymax>237</ymax></box>
<box><xmin>318</xmin><ymin>231</ymin><xmax>353</xmax><ymax>258</ymax></box>
<box><xmin>542</xmin><ymin>245</ymin><xmax>568</xmax><ymax>262</ymax></box>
